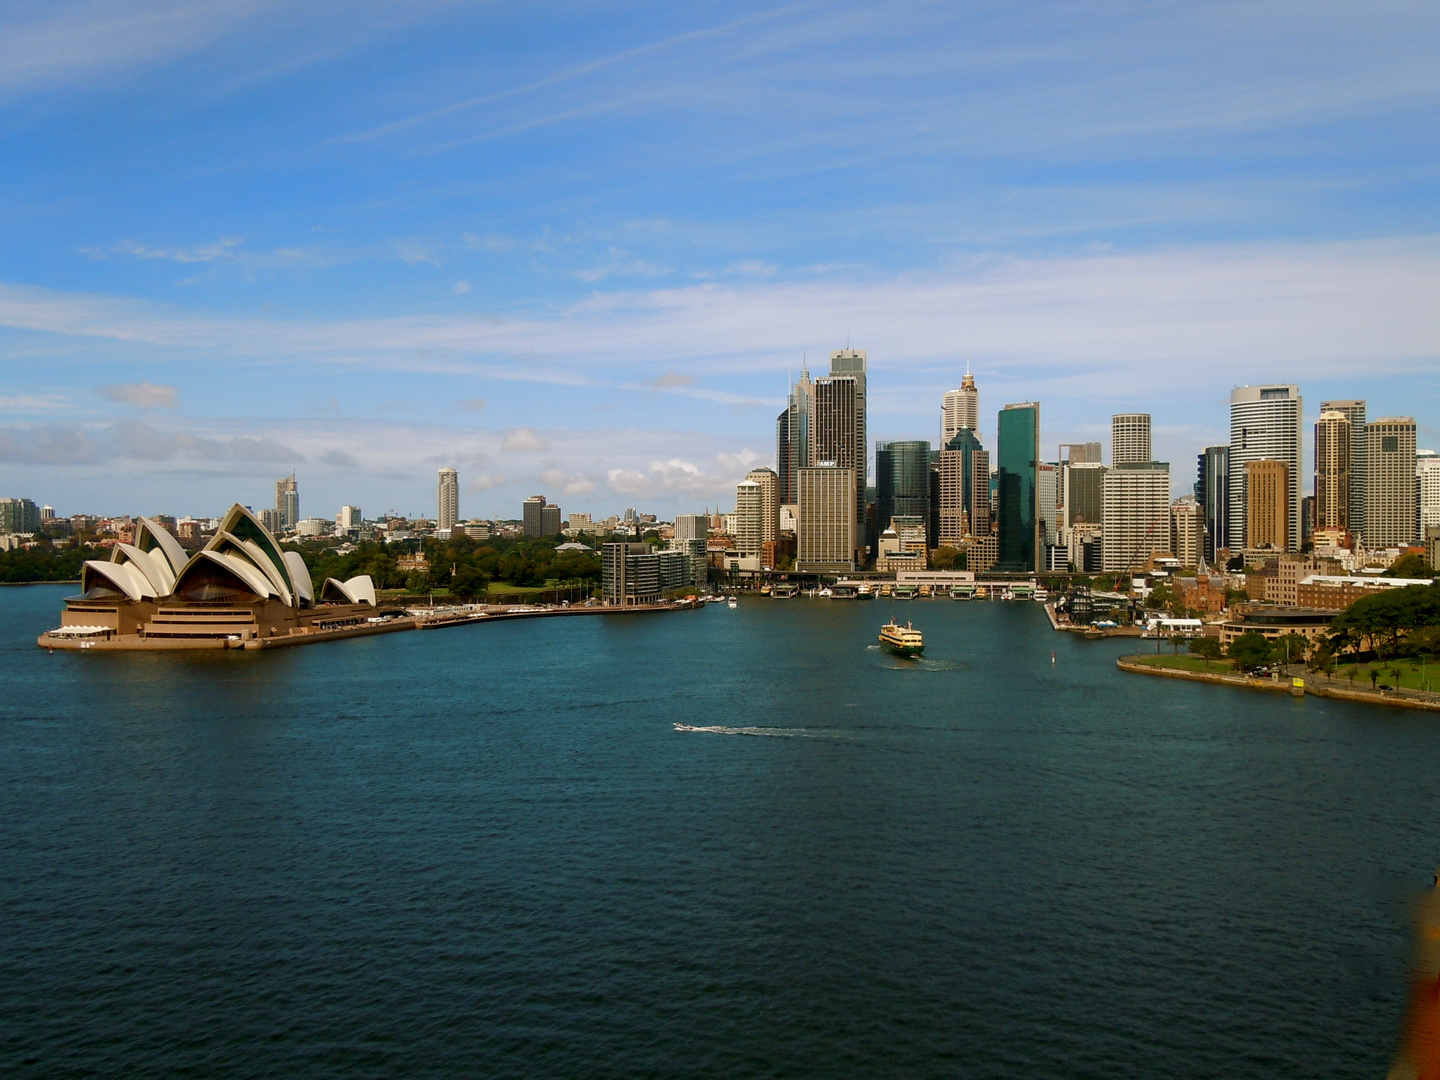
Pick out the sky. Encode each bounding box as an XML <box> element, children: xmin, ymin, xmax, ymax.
<box><xmin>1</xmin><ymin>0</ymin><xmax>1438</xmax><ymax>520</ymax></box>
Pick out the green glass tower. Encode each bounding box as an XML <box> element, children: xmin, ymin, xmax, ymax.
<box><xmin>996</xmin><ymin>403</ymin><xmax>1040</xmax><ymax>572</ymax></box>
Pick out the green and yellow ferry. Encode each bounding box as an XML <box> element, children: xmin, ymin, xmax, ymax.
<box><xmin>878</xmin><ymin>618</ymin><xmax>924</xmax><ymax>657</ymax></box>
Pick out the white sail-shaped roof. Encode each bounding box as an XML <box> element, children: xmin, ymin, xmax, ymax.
<box><xmin>134</xmin><ymin>517</ymin><xmax>190</xmax><ymax>579</ymax></box>
<box><xmin>81</xmin><ymin>559</ymin><xmax>158</xmax><ymax>601</ymax></box>
<box><xmin>114</xmin><ymin>543</ymin><xmax>175</xmax><ymax>596</ymax></box>
<box><xmin>282</xmin><ymin>551</ymin><xmax>314</xmax><ymax>606</ymax></box>
<box><xmin>320</xmin><ymin>575</ymin><xmax>376</xmax><ymax>605</ymax></box>
<box><xmin>171</xmin><ymin>548</ymin><xmax>280</xmax><ymax>602</ymax></box>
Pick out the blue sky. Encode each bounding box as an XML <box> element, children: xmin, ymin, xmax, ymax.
<box><xmin>1</xmin><ymin>0</ymin><xmax>1438</xmax><ymax>519</ymax></box>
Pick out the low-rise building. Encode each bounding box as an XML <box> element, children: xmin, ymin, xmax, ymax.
<box><xmin>1219</xmin><ymin>607</ymin><xmax>1335</xmax><ymax>647</ymax></box>
<box><xmin>1294</xmin><ymin>574</ymin><xmax>1434</xmax><ymax>611</ymax></box>
<box><xmin>1174</xmin><ymin>573</ymin><xmax>1228</xmax><ymax>616</ymax></box>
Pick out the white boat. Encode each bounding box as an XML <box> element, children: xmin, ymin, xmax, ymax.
<box><xmin>1033</xmin><ymin>588</ymin><xmax>1049</xmax><ymax>602</ymax></box>
<box><xmin>817</xmin><ymin>587</ymin><xmax>833</xmax><ymax>597</ymax></box>
<box><xmin>727</xmin><ymin>596</ymin><xmax>738</xmax><ymax>609</ymax></box>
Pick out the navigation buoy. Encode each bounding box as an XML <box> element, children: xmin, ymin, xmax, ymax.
<box><xmin>1051</xmin><ymin>651</ymin><xmax>1056</xmax><ymax>665</ymax></box>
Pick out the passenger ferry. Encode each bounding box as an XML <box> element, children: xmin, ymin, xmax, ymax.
<box><xmin>950</xmin><ymin>584</ymin><xmax>976</xmax><ymax>600</ymax></box>
<box><xmin>893</xmin><ymin>584</ymin><xmax>918</xmax><ymax>600</ymax></box>
<box><xmin>878</xmin><ymin>618</ymin><xmax>924</xmax><ymax>657</ymax></box>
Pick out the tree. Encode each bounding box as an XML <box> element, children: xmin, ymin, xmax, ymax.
<box><xmin>405</xmin><ymin>572</ymin><xmax>428</xmax><ymax>594</ymax></box>
<box><xmin>1273</xmin><ymin>633</ymin><xmax>1310</xmax><ymax>667</ymax></box>
<box><xmin>1168</xmin><ymin>633</ymin><xmax>1185</xmax><ymax>655</ymax></box>
<box><xmin>931</xmin><ymin>546</ymin><xmax>960</xmax><ymax>570</ymax></box>
<box><xmin>1227</xmin><ymin>632</ymin><xmax>1273</xmax><ymax>674</ymax></box>
<box><xmin>449</xmin><ymin>565</ymin><xmax>490</xmax><ymax>601</ymax></box>
<box><xmin>1345</xmin><ymin>666</ymin><xmax>1357</xmax><ymax>685</ymax></box>
<box><xmin>1369</xmin><ymin>669</ymin><xmax>1379</xmax><ymax>690</ymax></box>
<box><xmin>1189</xmin><ymin>637</ymin><xmax>1224</xmax><ymax>667</ymax></box>
<box><xmin>1328</xmin><ymin>582</ymin><xmax>1440</xmax><ymax>659</ymax></box>
<box><xmin>1385</xmin><ymin>553</ymin><xmax>1436</xmax><ymax>580</ymax></box>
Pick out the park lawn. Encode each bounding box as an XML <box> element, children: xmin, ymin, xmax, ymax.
<box><xmin>1328</xmin><ymin>658</ymin><xmax>1440</xmax><ymax>693</ymax></box>
<box><xmin>487</xmin><ymin>582</ymin><xmax>558</xmax><ymax>596</ymax></box>
<box><xmin>1132</xmin><ymin>654</ymin><xmax>1236</xmax><ymax>674</ymax></box>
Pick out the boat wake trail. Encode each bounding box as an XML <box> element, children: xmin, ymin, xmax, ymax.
<box><xmin>674</xmin><ymin>723</ymin><xmax>814</xmax><ymax>738</ymax></box>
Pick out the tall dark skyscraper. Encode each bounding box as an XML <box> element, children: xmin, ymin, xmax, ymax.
<box><xmin>996</xmin><ymin>403</ymin><xmax>1040</xmax><ymax>573</ymax></box>
<box><xmin>1195</xmin><ymin>444</ymin><xmax>1230</xmax><ymax>562</ymax></box>
<box><xmin>776</xmin><ymin>368</ymin><xmax>813</xmax><ymax>504</ymax></box>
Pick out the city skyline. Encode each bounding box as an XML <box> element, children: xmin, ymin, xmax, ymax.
<box><xmin>1</xmin><ymin>4</ymin><xmax>1438</xmax><ymax>516</ymax></box>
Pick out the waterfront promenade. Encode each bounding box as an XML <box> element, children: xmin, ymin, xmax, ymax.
<box><xmin>1119</xmin><ymin>655</ymin><xmax>1440</xmax><ymax>713</ymax></box>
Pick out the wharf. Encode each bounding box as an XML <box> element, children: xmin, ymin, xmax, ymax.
<box><xmin>414</xmin><ymin>600</ymin><xmax>699</xmax><ymax>631</ymax></box>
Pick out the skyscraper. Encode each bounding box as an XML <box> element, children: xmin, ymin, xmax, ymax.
<box><xmin>941</xmin><ymin>368</ymin><xmax>979</xmax><ymax>445</ymax></box>
<box><xmin>1111</xmin><ymin>414</ymin><xmax>1152</xmax><ymax>466</ymax></box>
<box><xmin>1171</xmin><ymin>497</ymin><xmax>1202</xmax><ymax>568</ymax></box>
<box><xmin>437</xmin><ymin>468</ymin><xmax>459</xmax><ymax>531</ymax></box>
<box><xmin>275</xmin><ymin>473</ymin><xmax>299</xmax><ymax>530</ymax></box>
<box><xmin>1059</xmin><ymin>442</ymin><xmax>1103</xmax><ymax>465</ymax></box>
<box><xmin>876</xmin><ymin>440</ymin><xmax>931</xmax><ymax>535</ymax></box>
<box><xmin>777</xmin><ymin>367</ymin><xmax>813</xmax><ymax>504</ymax></box>
<box><xmin>734</xmin><ymin>479</ymin><xmax>763</xmax><ymax>556</ymax></box>
<box><xmin>996</xmin><ymin>402</ymin><xmax>1040</xmax><ymax>573</ymax></box>
<box><xmin>1229</xmin><ymin>385</ymin><xmax>1301</xmax><ymax>553</ymax></box>
<box><xmin>1365</xmin><ymin>417</ymin><xmax>1416</xmax><ymax>548</ymax></box>
<box><xmin>1101</xmin><ymin>462</ymin><xmax>1171</xmax><ymax>571</ymax></box>
<box><xmin>1245</xmin><ymin>460</ymin><xmax>1290</xmax><ymax>551</ymax></box>
<box><xmin>1320</xmin><ymin>399</ymin><xmax>1366</xmax><ymax>541</ymax></box>
<box><xmin>1313</xmin><ymin>411</ymin><xmax>1351</xmax><ymax>536</ymax></box>
<box><xmin>796</xmin><ymin>465</ymin><xmax>857</xmax><ymax>572</ymax></box>
<box><xmin>938</xmin><ymin>429</ymin><xmax>989</xmax><ymax>545</ymax></box>
<box><xmin>1063</xmin><ymin>462</ymin><xmax>1106</xmax><ymax>531</ymax></box>
<box><xmin>1417</xmin><ymin>450</ymin><xmax>1440</xmax><ymax>539</ymax></box>
<box><xmin>523</xmin><ymin>495</ymin><xmax>547</xmax><ymax>537</ymax></box>
<box><xmin>747</xmin><ymin>467</ymin><xmax>779</xmax><ymax>546</ymax></box>
<box><xmin>811</xmin><ymin>369</ymin><xmax>864</xmax><ymax>561</ymax></box>
<box><xmin>1195</xmin><ymin>445</ymin><xmax>1230</xmax><ymax>563</ymax></box>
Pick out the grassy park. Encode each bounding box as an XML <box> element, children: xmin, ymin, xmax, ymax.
<box><xmin>1130</xmin><ymin>654</ymin><xmax>1236</xmax><ymax>675</ymax></box>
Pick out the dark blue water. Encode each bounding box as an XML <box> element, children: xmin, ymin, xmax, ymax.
<box><xmin>2</xmin><ymin>584</ymin><xmax>1433</xmax><ymax>1077</ymax></box>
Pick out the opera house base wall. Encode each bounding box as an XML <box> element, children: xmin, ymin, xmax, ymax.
<box><xmin>40</xmin><ymin>598</ymin><xmax>411</xmax><ymax>651</ymax></box>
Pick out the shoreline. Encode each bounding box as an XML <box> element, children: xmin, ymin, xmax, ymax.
<box><xmin>38</xmin><ymin>600</ymin><xmax>699</xmax><ymax>652</ymax></box>
<box><xmin>1117</xmin><ymin>656</ymin><xmax>1440</xmax><ymax>713</ymax></box>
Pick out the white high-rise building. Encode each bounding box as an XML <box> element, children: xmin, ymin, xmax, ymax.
<box><xmin>1228</xmin><ymin>385</ymin><xmax>1302</xmax><ymax>553</ymax></box>
<box><xmin>337</xmin><ymin>505</ymin><xmax>363</xmax><ymax>532</ymax></box>
<box><xmin>941</xmin><ymin>368</ymin><xmax>979</xmax><ymax>445</ymax></box>
<box><xmin>1419</xmin><ymin>450</ymin><xmax>1440</xmax><ymax>539</ymax></box>
<box><xmin>734</xmin><ymin>479</ymin><xmax>763</xmax><ymax>556</ymax></box>
<box><xmin>437</xmin><ymin>468</ymin><xmax>459</xmax><ymax>531</ymax></box>
<box><xmin>1111</xmin><ymin>414</ymin><xmax>1152</xmax><ymax>466</ymax></box>
<box><xmin>1101</xmin><ymin>462</ymin><xmax>1171</xmax><ymax>571</ymax></box>
<box><xmin>746</xmin><ymin>467</ymin><xmax>779</xmax><ymax>546</ymax></box>
<box><xmin>1365</xmin><ymin>418</ymin><xmax>1416</xmax><ymax>548</ymax></box>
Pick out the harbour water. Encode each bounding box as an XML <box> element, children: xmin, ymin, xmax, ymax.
<box><xmin>2</xmin><ymin>584</ymin><xmax>1435</xmax><ymax>1077</ymax></box>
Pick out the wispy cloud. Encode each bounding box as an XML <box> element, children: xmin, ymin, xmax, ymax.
<box><xmin>98</xmin><ymin>381</ymin><xmax>179</xmax><ymax>409</ymax></box>
<box><xmin>84</xmin><ymin>237</ymin><xmax>244</xmax><ymax>264</ymax></box>
<box><xmin>501</xmin><ymin>427</ymin><xmax>548</xmax><ymax>452</ymax></box>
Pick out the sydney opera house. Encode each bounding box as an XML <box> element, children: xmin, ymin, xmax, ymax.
<box><xmin>39</xmin><ymin>504</ymin><xmax>398</xmax><ymax>650</ymax></box>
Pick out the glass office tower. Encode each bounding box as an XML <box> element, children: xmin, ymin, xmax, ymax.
<box><xmin>875</xmin><ymin>440</ymin><xmax>931</xmax><ymax>537</ymax></box>
<box><xmin>996</xmin><ymin>403</ymin><xmax>1040</xmax><ymax>573</ymax></box>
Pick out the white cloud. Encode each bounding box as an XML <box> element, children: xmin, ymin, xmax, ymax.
<box><xmin>86</xmin><ymin>237</ymin><xmax>243</xmax><ymax>264</ymax></box>
<box><xmin>98</xmin><ymin>381</ymin><xmax>179</xmax><ymax>409</ymax></box>
<box><xmin>466</xmin><ymin>472</ymin><xmax>507</xmax><ymax>493</ymax></box>
<box><xmin>501</xmin><ymin>426</ymin><xmax>548</xmax><ymax>452</ymax></box>
<box><xmin>451</xmin><ymin>281</ymin><xmax>471</xmax><ymax>294</ymax></box>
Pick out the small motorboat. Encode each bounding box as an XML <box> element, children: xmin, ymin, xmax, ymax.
<box><xmin>727</xmin><ymin>596</ymin><xmax>738</xmax><ymax>609</ymax></box>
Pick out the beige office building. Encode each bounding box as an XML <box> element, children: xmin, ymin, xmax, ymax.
<box><xmin>746</xmin><ymin>467</ymin><xmax>779</xmax><ymax>545</ymax></box>
<box><xmin>1101</xmin><ymin>462</ymin><xmax>1171</xmax><ymax>571</ymax></box>
<box><xmin>941</xmin><ymin>370</ymin><xmax>979</xmax><ymax>444</ymax></box>
<box><xmin>1111</xmin><ymin>413</ymin><xmax>1152</xmax><ymax>466</ymax></box>
<box><xmin>1245</xmin><ymin>460</ymin><xmax>1290</xmax><ymax>551</ymax></box>
<box><xmin>437</xmin><ymin>468</ymin><xmax>459</xmax><ymax>531</ymax></box>
<box><xmin>797</xmin><ymin>465</ymin><xmax>857</xmax><ymax>572</ymax></box>
<box><xmin>1313</xmin><ymin>410</ymin><xmax>1351</xmax><ymax>536</ymax></box>
<box><xmin>1171</xmin><ymin>497</ymin><xmax>1203</xmax><ymax>568</ymax></box>
<box><xmin>1365</xmin><ymin>417</ymin><xmax>1416</xmax><ymax>548</ymax></box>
